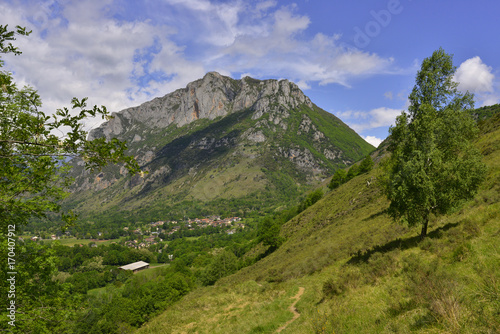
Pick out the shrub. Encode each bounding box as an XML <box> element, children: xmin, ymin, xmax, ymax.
<box><xmin>322</xmin><ymin>266</ymin><xmax>363</xmax><ymax>298</ymax></box>
<box><xmin>358</xmin><ymin>155</ymin><xmax>374</xmax><ymax>173</ymax></box>
<box><xmin>346</xmin><ymin>164</ymin><xmax>359</xmax><ymax>180</ymax></box>
<box><xmin>328</xmin><ymin>169</ymin><xmax>347</xmax><ymax>190</ymax></box>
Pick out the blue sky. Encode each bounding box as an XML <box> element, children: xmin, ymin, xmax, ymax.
<box><xmin>2</xmin><ymin>0</ymin><xmax>499</xmax><ymax>146</ymax></box>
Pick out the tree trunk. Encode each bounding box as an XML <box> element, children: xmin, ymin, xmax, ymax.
<box><xmin>420</xmin><ymin>216</ymin><xmax>429</xmax><ymax>240</ymax></box>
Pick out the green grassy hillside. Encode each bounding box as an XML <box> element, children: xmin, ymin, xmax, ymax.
<box><xmin>135</xmin><ymin>113</ymin><xmax>500</xmax><ymax>333</ymax></box>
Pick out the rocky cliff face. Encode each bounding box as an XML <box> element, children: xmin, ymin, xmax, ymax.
<box><xmin>88</xmin><ymin>72</ymin><xmax>312</xmax><ymax>141</ymax></box>
<box><xmin>67</xmin><ymin>72</ymin><xmax>373</xmax><ymax>222</ymax></box>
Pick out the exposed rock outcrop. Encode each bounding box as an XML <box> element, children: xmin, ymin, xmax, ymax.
<box><xmin>89</xmin><ymin>72</ymin><xmax>312</xmax><ymax>141</ymax></box>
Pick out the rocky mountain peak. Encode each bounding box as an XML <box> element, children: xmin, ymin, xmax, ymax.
<box><xmin>88</xmin><ymin>72</ymin><xmax>312</xmax><ymax>141</ymax></box>
<box><xmin>68</xmin><ymin>72</ymin><xmax>374</xmax><ymax>221</ymax></box>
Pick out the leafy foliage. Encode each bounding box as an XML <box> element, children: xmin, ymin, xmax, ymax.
<box><xmin>0</xmin><ymin>241</ymin><xmax>83</xmax><ymax>333</ymax></box>
<box><xmin>358</xmin><ymin>155</ymin><xmax>374</xmax><ymax>173</ymax></box>
<box><xmin>328</xmin><ymin>168</ymin><xmax>347</xmax><ymax>190</ymax></box>
<box><xmin>0</xmin><ymin>25</ymin><xmax>140</xmax><ymax>232</ymax></box>
<box><xmin>470</xmin><ymin>103</ymin><xmax>500</xmax><ymax>121</ymax></box>
<box><xmin>73</xmin><ymin>269</ymin><xmax>193</xmax><ymax>333</ymax></box>
<box><xmin>328</xmin><ymin>155</ymin><xmax>373</xmax><ymax>190</ymax></box>
<box><xmin>382</xmin><ymin>48</ymin><xmax>487</xmax><ymax>238</ymax></box>
<box><xmin>200</xmin><ymin>250</ymin><xmax>239</xmax><ymax>285</ymax></box>
<box><xmin>297</xmin><ymin>188</ymin><xmax>324</xmax><ymax>214</ymax></box>
<box><xmin>257</xmin><ymin>216</ymin><xmax>285</xmax><ymax>251</ymax></box>
<box><xmin>0</xmin><ymin>24</ymin><xmax>139</xmax><ymax>333</ymax></box>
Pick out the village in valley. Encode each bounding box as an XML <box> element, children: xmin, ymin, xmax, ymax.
<box><xmin>121</xmin><ymin>216</ymin><xmax>245</xmax><ymax>249</ymax></box>
<box><xmin>24</xmin><ymin>216</ymin><xmax>245</xmax><ymax>250</ymax></box>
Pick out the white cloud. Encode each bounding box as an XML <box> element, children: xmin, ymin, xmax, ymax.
<box><xmin>0</xmin><ymin>0</ymin><xmax>206</xmax><ymax>131</ymax></box>
<box><xmin>215</xmin><ymin>11</ymin><xmax>393</xmax><ymax>87</ymax></box>
<box><xmin>164</xmin><ymin>2</ymin><xmax>394</xmax><ymax>88</ymax></box>
<box><xmin>1</xmin><ymin>3</ymin><xmax>139</xmax><ymax>106</ymax></box>
<box><xmin>454</xmin><ymin>57</ymin><xmax>500</xmax><ymax>107</ymax></box>
<box><xmin>256</xmin><ymin>0</ymin><xmax>277</xmax><ymax>12</ymax></box>
<box><xmin>368</xmin><ymin>107</ymin><xmax>402</xmax><ymax>129</ymax></box>
<box><xmin>363</xmin><ymin>136</ymin><xmax>383</xmax><ymax>147</ymax></box>
<box><xmin>455</xmin><ymin>57</ymin><xmax>494</xmax><ymax>93</ymax></box>
<box><xmin>1</xmin><ymin>0</ymin><xmax>397</xmax><ymax>132</ymax></box>
<box><xmin>165</xmin><ymin>0</ymin><xmax>213</xmax><ymax>12</ymax></box>
<box><xmin>163</xmin><ymin>0</ymin><xmax>249</xmax><ymax>47</ymax></box>
<box><xmin>478</xmin><ymin>94</ymin><xmax>500</xmax><ymax>107</ymax></box>
<box><xmin>336</xmin><ymin>107</ymin><xmax>401</xmax><ymax>133</ymax></box>
<box><xmin>335</xmin><ymin>110</ymin><xmax>366</xmax><ymax>120</ymax></box>
<box><xmin>335</xmin><ymin>107</ymin><xmax>401</xmax><ymax>146</ymax></box>
<box><xmin>274</xmin><ymin>7</ymin><xmax>311</xmax><ymax>35</ymax></box>
<box><xmin>239</xmin><ymin>72</ymin><xmax>255</xmax><ymax>79</ymax></box>
<box><xmin>296</xmin><ymin>80</ymin><xmax>311</xmax><ymax>90</ymax></box>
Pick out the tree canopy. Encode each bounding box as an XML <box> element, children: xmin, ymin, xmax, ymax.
<box><xmin>383</xmin><ymin>48</ymin><xmax>487</xmax><ymax>238</ymax></box>
<box><xmin>328</xmin><ymin>155</ymin><xmax>373</xmax><ymax>190</ymax></box>
<box><xmin>0</xmin><ymin>25</ymin><xmax>140</xmax><ymax>232</ymax></box>
<box><xmin>1</xmin><ymin>24</ymin><xmax>141</xmax><ymax>332</ymax></box>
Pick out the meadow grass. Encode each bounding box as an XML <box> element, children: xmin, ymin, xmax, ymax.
<box><xmin>135</xmin><ymin>115</ymin><xmax>500</xmax><ymax>333</ymax></box>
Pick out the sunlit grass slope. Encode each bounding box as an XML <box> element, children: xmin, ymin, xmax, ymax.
<box><xmin>136</xmin><ymin>113</ymin><xmax>500</xmax><ymax>333</ymax></box>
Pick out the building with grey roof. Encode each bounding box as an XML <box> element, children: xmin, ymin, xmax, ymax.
<box><xmin>119</xmin><ymin>261</ymin><xmax>150</xmax><ymax>273</ymax></box>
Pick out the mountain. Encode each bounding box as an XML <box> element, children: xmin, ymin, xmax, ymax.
<box><xmin>65</xmin><ymin>72</ymin><xmax>374</xmax><ymax>223</ymax></box>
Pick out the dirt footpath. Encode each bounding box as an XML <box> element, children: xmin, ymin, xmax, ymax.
<box><xmin>276</xmin><ymin>287</ymin><xmax>305</xmax><ymax>333</ymax></box>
